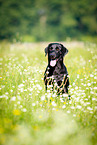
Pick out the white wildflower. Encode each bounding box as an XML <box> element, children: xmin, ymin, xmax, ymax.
<box><xmin>36</xmin><ymin>101</ymin><xmax>39</xmax><ymax>104</ymax></box>
<box><xmin>48</xmin><ymin>85</ymin><xmax>53</xmax><ymax>89</ymax></box>
<box><xmin>24</xmin><ymin>69</ymin><xmax>27</xmax><ymax>72</ymax></box>
<box><xmin>18</xmin><ymin>84</ymin><xmax>24</xmax><ymax>88</ymax></box>
<box><xmin>86</xmin><ymin>102</ymin><xmax>91</xmax><ymax>105</ymax></box>
<box><xmin>75</xmin><ymin>97</ymin><xmax>80</xmax><ymax>102</ymax></box>
<box><xmin>85</xmin><ymin>98</ymin><xmax>88</xmax><ymax>101</ymax></box>
<box><xmin>73</xmin><ymin>114</ymin><xmax>76</xmax><ymax>117</ymax></box>
<box><xmin>36</xmin><ymin>84</ymin><xmax>42</xmax><ymax>90</ymax></box>
<box><xmin>46</xmin><ymin>71</ymin><xmax>49</xmax><ymax>75</ymax></box>
<box><xmin>0</xmin><ymin>96</ymin><xmax>3</xmax><ymax>98</ymax></box>
<box><xmin>90</xmin><ymin>111</ymin><xmax>93</xmax><ymax>114</ymax></box>
<box><xmin>87</xmin><ymin>107</ymin><xmax>93</xmax><ymax>110</ymax></box>
<box><xmin>20</xmin><ymin>88</ymin><xmax>24</xmax><ymax>92</ymax></box>
<box><xmin>52</xmin><ymin>108</ymin><xmax>56</xmax><ymax>110</ymax></box>
<box><xmin>41</xmin><ymin>95</ymin><xmax>45</xmax><ymax>101</ymax></box>
<box><xmin>22</xmin><ymin>108</ymin><xmax>27</xmax><ymax>112</ymax></box>
<box><xmin>90</xmin><ymin>74</ymin><xmax>94</xmax><ymax>77</ymax></box>
<box><xmin>52</xmin><ymin>101</ymin><xmax>57</xmax><ymax>107</ymax></box>
<box><xmin>87</xmin><ymin>83</ymin><xmax>91</xmax><ymax>86</ymax></box>
<box><xmin>67</xmin><ymin>110</ymin><xmax>70</xmax><ymax>113</ymax></box>
<box><xmin>76</xmin><ymin>105</ymin><xmax>82</xmax><ymax>109</ymax></box>
<box><xmin>63</xmin><ymin>93</ymin><xmax>68</xmax><ymax>98</ymax></box>
<box><xmin>95</xmin><ymin>106</ymin><xmax>97</xmax><ymax>110</ymax></box>
<box><xmin>52</xmin><ymin>93</ymin><xmax>56</xmax><ymax>98</ymax></box>
<box><xmin>62</xmin><ymin>105</ymin><xmax>66</xmax><ymax>109</ymax></box>
<box><xmin>86</xmin><ymin>87</ymin><xmax>89</xmax><ymax>90</ymax></box>
<box><xmin>69</xmin><ymin>100</ymin><xmax>72</xmax><ymax>104</ymax></box>
<box><xmin>94</xmin><ymin>115</ymin><xmax>97</xmax><ymax>119</ymax></box>
<box><xmin>11</xmin><ymin>96</ymin><xmax>16</xmax><ymax>101</ymax></box>
<box><xmin>14</xmin><ymin>104</ymin><xmax>17</xmax><ymax>107</ymax></box>
<box><xmin>20</xmin><ymin>72</ymin><xmax>22</xmax><ymax>75</ymax></box>
<box><xmin>94</xmin><ymin>87</ymin><xmax>97</xmax><ymax>90</ymax></box>
<box><xmin>73</xmin><ymin>82</ymin><xmax>75</xmax><ymax>86</ymax></box>
<box><xmin>0</xmin><ymin>58</ymin><xmax>3</xmax><ymax>61</ymax></box>
<box><xmin>30</xmin><ymin>81</ymin><xmax>33</xmax><ymax>83</ymax></box>
<box><xmin>71</xmin><ymin>95</ymin><xmax>75</xmax><ymax>98</ymax></box>
<box><xmin>17</xmin><ymin>101</ymin><xmax>20</xmax><ymax>104</ymax></box>
<box><xmin>75</xmin><ymin>86</ymin><xmax>78</xmax><ymax>89</ymax></box>
<box><xmin>40</xmin><ymin>104</ymin><xmax>42</xmax><ymax>107</ymax></box>
<box><xmin>80</xmin><ymin>100</ymin><xmax>84</xmax><ymax>104</ymax></box>
<box><xmin>37</xmin><ymin>90</ymin><xmax>40</xmax><ymax>94</ymax></box>
<box><xmin>92</xmin><ymin>98</ymin><xmax>96</xmax><ymax>101</ymax></box>
<box><xmin>90</xmin><ymin>91</ymin><xmax>94</xmax><ymax>94</ymax></box>
<box><xmin>28</xmin><ymin>88</ymin><xmax>33</xmax><ymax>91</ymax></box>
<box><xmin>17</xmin><ymin>95</ymin><xmax>21</xmax><ymax>100</ymax></box>
<box><xmin>47</xmin><ymin>90</ymin><xmax>50</xmax><ymax>93</ymax></box>
<box><xmin>71</xmin><ymin>106</ymin><xmax>75</xmax><ymax>109</ymax></box>
<box><xmin>32</xmin><ymin>103</ymin><xmax>36</xmax><ymax>106</ymax></box>
<box><xmin>70</xmin><ymin>88</ymin><xmax>74</xmax><ymax>92</ymax></box>
<box><xmin>60</xmin><ymin>98</ymin><xmax>64</xmax><ymax>102</ymax></box>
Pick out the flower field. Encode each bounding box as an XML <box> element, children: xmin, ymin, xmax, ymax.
<box><xmin>0</xmin><ymin>41</ymin><xmax>97</xmax><ymax>145</ymax></box>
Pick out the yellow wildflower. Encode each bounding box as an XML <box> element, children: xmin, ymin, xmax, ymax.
<box><xmin>13</xmin><ymin>109</ymin><xmax>21</xmax><ymax>116</ymax></box>
<box><xmin>0</xmin><ymin>127</ymin><xmax>4</xmax><ymax>134</ymax></box>
<box><xmin>39</xmin><ymin>115</ymin><xmax>42</xmax><ymax>119</ymax></box>
<box><xmin>4</xmin><ymin>118</ymin><xmax>11</xmax><ymax>124</ymax></box>
<box><xmin>33</xmin><ymin>125</ymin><xmax>39</xmax><ymax>131</ymax></box>
<box><xmin>0</xmin><ymin>135</ymin><xmax>5</xmax><ymax>144</ymax></box>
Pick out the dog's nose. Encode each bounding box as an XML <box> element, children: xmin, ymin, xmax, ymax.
<box><xmin>50</xmin><ymin>55</ymin><xmax>55</xmax><ymax>60</ymax></box>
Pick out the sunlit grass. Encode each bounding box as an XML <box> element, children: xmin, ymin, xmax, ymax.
<box><xmin>0</xmin><ymin>41</ymin><xmax>97</xmax><ymax>145</ymax></box>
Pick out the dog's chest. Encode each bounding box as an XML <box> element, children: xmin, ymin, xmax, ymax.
<box><xmin>48</xmin><ymin>64</ymin><xmax>67</xmax><ymax>82</ymax></box>
<box><xmin>53</xmin><ymin>66</ymin><xmax>64</xmax><ymax>82</ymax></box>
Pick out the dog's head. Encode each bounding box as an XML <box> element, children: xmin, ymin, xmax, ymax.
<box><xmin>45</xmin><ymin>43</ymin><xmax>68</xmax><ymax>67</ymax></box>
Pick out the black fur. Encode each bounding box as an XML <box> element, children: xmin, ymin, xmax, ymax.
<box><xmin>44</xmin><ymin>43</ymin><xmax>69</xmax><ymax>95</ymax></box>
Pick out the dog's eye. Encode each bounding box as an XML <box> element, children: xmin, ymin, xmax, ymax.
<box><xmin>56</xmin><ymin>47</ymin><xmax>59</xmax><ymax>51</ymax></box>
<box><xmin>49</xmin><ymin>47</ymin><xmax>53</xmax><ymax>51</ymax></box>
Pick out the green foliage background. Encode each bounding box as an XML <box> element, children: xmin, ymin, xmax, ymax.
<box><xmin>0</xmin><ymin>0</ymin><xmax>97</xmax><ymax>41</ymax></box>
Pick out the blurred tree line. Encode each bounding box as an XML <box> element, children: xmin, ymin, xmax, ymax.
<box><xmin>0</xmin><ymin>0</ymin><xmax>97</xmax><ymax>41</ymax></box>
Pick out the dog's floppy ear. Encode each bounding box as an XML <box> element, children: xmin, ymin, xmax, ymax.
<box><xmin>61</xmin><ymin>44</ymin><xmax>68</xmax><ymax>57</ymax></box>
<box><xmin>45</xmin><ymin>43</ymin><xmax>52</xmax><ymax>56</ymax></box>
<box><xmin>45</xmin><ymin>47</ymin><xmax>48</xmax><ymax>56</ymax></box>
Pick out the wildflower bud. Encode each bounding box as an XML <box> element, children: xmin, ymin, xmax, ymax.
<box><xmin>46</xmin><ymin>71</ymin><xmax>49</xmax><ymax>75</ymax></box>
<box><xmin>63</xmin><ymin>93</ymin><xmax>68</xmax><ymax>98</ymax></box>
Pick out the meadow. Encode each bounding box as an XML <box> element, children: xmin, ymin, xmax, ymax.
<box><xmin>0</xmin><ymin>41</ymin><xmax>97</xmax><ymax>145</ymax></box>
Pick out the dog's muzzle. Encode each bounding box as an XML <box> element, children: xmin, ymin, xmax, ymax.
<box><xmin>49</xmin><ymin>54</ymin><xmax>57</xmax><ymax>67</ymax></box>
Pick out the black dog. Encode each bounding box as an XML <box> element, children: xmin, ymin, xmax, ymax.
<box><xmin>44</xmin><ymin>43</ymin><xmax>70</xmax><ymax>95</ymax></box>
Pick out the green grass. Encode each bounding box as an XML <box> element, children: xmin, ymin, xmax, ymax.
<box><xmin>0</xmin><ymin>41</ymin><xmax>97</xmax><ymax>145</ymax></box>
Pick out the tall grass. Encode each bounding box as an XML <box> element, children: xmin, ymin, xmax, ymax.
<box><xmin>0</xmin><ymin>42</ymin><xmax>97</xmax><ymax>145</ymax></box>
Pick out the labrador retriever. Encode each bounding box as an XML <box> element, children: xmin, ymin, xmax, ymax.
<box><xmin>44</xmin><ymin>43</ymin><xmax>70</xmax><ymax>96</ymax></box>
